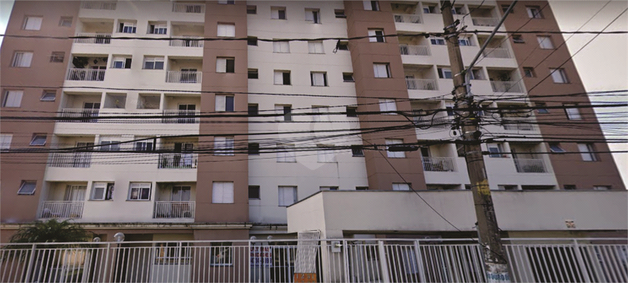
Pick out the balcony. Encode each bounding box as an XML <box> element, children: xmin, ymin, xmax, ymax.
<box><xmin>482</xmin><ymin>47</ymin><xmax>511</xmax><ymax>58</ymax></box>
<box><xmin>406</xmin><ymin>78</ymin><xmax>437</xmax><ymax>90</ymax></box>
<box><xmin>502</xmin><ymin>118</ymin><xmax>537</xmax><ymax>131</ymax></box>
<box><xmin>80</xmin><ymin>1</ymin><xmax>117</xmax><ymax>10</ymax></box>
<box><xmin>472</xmin><ymin>17</ymin><xmax>498</xmax><ymax>27</ymax></box>
<box><xmin>514</xmin><ymin>158</ymin><xmax>547</xmax><ymax>173</ymax></box>
<box><xmin>169</xmin><ymin>37</ymin><xmax>204</xmax><ymax>48</ymax></box>
<box><xmin>166</xmin><ymin>70</ymin><xmax>202</xmax><ymax>83</ymax></box>
<box><xmin>393</xmin><ymin>14</ymin><xmax>422</xmax><ymax>24</ymax></box>
<box><xmin>153</xmin><ymin>201</ymin><xmax>195</xmax><ymax>219</ymax></box>
<box><xmin>49</xmin><ymin>152</ymin><xmax>92</xmax><ymax>168</ymax></box>
<box><xmin>60</xmin><ymin>108</ymin><xmax>99</xmax><ymax>122</ymax></box>
<box><xmin>67</xmin><ymin>68</ymin><xmax>106</xmax><ymax>81</ymax></box>
<box><xmin>399</xmin><ymin>44</ymin><xmax>430</xmax><ymax>56</ymax></box>
<box><xmin>158</xmin><ymin>153</ymin><xmax>198</xmax><ymax>169</ymax></box>
<box><xmin>490</xmin><ymin>81</ymin><xmax>523</xmax><ymax>93</ymax></box>
<box><xmin>74</xmin><ymin>33</ymin><xmax>112</xmax><ymax>44</ymax></box>
<box><xmin>422</xmin><ymin>157</ymin><xmax>455</xmax><ymax>172</ymax></box>
<box><xmin>172</xmin><ymin>2</ymin><xmax>205</xmax><ymax>13</ymax></box>
<box><xmin>162</xmin><ymin>109</ymin><xmax>199</xmax><ymax>124</ymax></box>
<box><xmin>39</xmin><ymin>201</ymin><xmax>84</xmax><ymax>219</ymax></box>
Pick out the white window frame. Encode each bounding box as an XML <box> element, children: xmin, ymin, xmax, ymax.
<box><xmin>23</xmin><ymin>16</ymin><xmax>43</xmax><ymax>30</ymax></box>
<box><xmin>277</xmin><ymin>143</ymin><xmax>296</xmax><ymax>162</ymax></box>
<box><xmin>526</xmin><ymin>6</ymin><xmax>543</xmax><ymax>19</ymax></box>
<box><xmin>212</xmin><ymin>182</ymin><xmax>234</xmax><ymax>203</ymax></box>
<box><xmin>550</xmin><ymin>68</ymin><xmax>569</xmax><ymax>83</ymax></box>
<box><xmin>99</xmin><ymin>140</ymin><xmax>121</xmax><ymax>151</ymax></box>
<box><xmin>564</xmin><ymin>104</ymin><xmax>582</xmax><ymax>120</ymax></box>
<box><xmin>317</xmin><ymin>144</ymin><xmax>336</xmax><ymax>163</ymax></box>
<box><xmin>134</xmin><ymin>141</ymin><xmax>153</xmax><ymax>151</ymax></box>
<box><xmin>379</xmin><ymin>99</ymin><xmax>397</xmax><ymax>115</ymax></box>
<box><xmin>487</xmin><ymin>143</ymin><xmax>505</xmax><ymax>158</ymax></box>
<box><xmin>537</xmin><ymin>36</ymin><xmax>554</xmax><ymax>49</ymax></box>
<box><xmin>118</xmin><ymin>21</ymin><xmax>137</xmax><ymax>33</ymax></box>
<box><xmin>363</xmin><ymin>1</ymin><xmax>379</xmax><ymax>11</ymax></box>
<box><xmin>310</xmin><ymin>72</ymin><xmax>327</xmax><ymax>87</ymax></box>
<box><xmin>91</xmin><ymin>182</ymin><xmax>114</xmax><ymax>200</ymax></box>
<box><xmin>215</xmin><ymin>95</ymin><xmax>235</xmax><ymax>112</ymax></box>
<box><xmin>30</xmin><ymin>134</ymin><xmax>47</xmax><ymax>146</ymax></box>
<box><xmin>577</xmin><ymin>143</ymin><xmax>596</xmax><ymax>162</ymax></box>
<box><xmin>305</xmin><ymin>9</ymin><xmax>321</xmax><ymax>23</ymax></box>
<box><xmin>149</xmin><ymin>22</ymin><xmax>167</xmax><ymax>34</ymax></box>
<box><xmin>392</xmin><ymin>183</ymin><xmax>411</xmax><ymax>191</ymax></box>
<box><xmin>373</xmin><ymin>63</ymin><xmax>391</xmax><ymax>78</ymax></box>
<box><xmin>458</xmin><ymin>37</ymin><xmax>472</xmax><ymax>46</ymax></box>
<box><xmin>128</xmin><ymin>182</ymin><xmax>151</xmax><ymax>200</ymax></box>
<box><xmin>18</xmin><ymin>181</ymin><xmax>37</xmax><ymax>195</ymax></box>
<box><xmin>386</xmin><ymin>139</ymin><xmax>405</xmax><ymax>158</ymax></box>
<box><xmin>143</xmin><ymin>56</ymin><xmax>164</xmax><ymax>70</ymax></box>
<box><xmin>430</xmin><ymin>37</ymin><xmax>446</xmax><ymax>45</ymax></box>
<box><xmin>368</xmin><ymin>29</ymin><xmax>385</xmax><ymax>43</ymax></box>
<box><xmin>274</xmin><ymin>70</ymin><xmax>291</xmax><ymax>85</ymax></box>
<box><xmin>216</xmin><ymin>57</ymin><xmax>235</xmax><ymax>73</ymax></box>
<box><xmin>217</xmin><ymin>23</ymin><xmax>236</xmax><ymax>37</ymax></box>
<box><xmin>271</xmin><ymin>7</ymin><xmax>287</xmax><ymax>20</ymax></box>
<box><xmin>278</xmin><ymin>186</ymin><xmax>297</xmax><ymax>207</ymax></box>
<box><xmin>273</xmin><ymin>41</ymin><xmax>290</xmax><ymax>53</ymax></box>
<box><xmin>214</xmin><ymin>136</ymin><xmax>235</xmax><ymax>156</ymax></box>
<box><xmin>0</xmin><ymin>134</ymin><xmax>13</xmax><ymax>150</ymax></box>
<box><xmin>438</xmin><ymin>67</ymin><xmax>453</xmax><ymax>79</ymax></box>
<box><xmin>111</xmin><ymin>56</ymin><xmax>131</xmax><ymax>69</ymax></box>
<box><xmin>59</xmin><ymin>17</ymin><xmax>73</xmax><ymax>27</ymax></box>
<box><xmin>12</xmin><ymin>51</ymin><xmax>33</xmax><ymax>67</ymax></box>
<box><xmin>3</xmin><ymin>90</ymin><xmax>23</xmax><ymax>107</ymax></box>
<box><xmin>308</xmin><ymin>41</ymin><xmax>324</xmax><ymax>54</ymax></box>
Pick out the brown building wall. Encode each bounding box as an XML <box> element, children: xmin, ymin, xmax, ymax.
<box><xmin>499</xmin><ymin>0</ymin><xmax>624</xmax><ymax>190</ymax></box>
<box><xmin>344</xmin><ymin>1</ymin><xmax>426</xmax><ymax>191</ymax></box>
<box><xmin>0</xmin><ymin>1</ymin><xmax>80</xmax><ymax>223</ymax></box>
<box><xmin>196</xmin><ymin>1</ymin><xmax>249</xmax><ymax>228</ymax></box>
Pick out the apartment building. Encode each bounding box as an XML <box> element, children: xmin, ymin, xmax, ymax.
<box><xmin>1</xmin><ymin>0</ymin><xmax>625</xmax><ymax>243</ymax></box>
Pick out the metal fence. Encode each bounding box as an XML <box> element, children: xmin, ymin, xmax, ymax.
<box><xmin>393</xmin><ymin>14</ymin><xmax>422</xmax><ymax>24</ymax></box>
<box><xmin>1</xmin><ymin>238</ymin><xmax>625</xmax><ymax>283</ymax></box>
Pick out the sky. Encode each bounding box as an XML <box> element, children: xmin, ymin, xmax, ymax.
<box><xmin>0</xmin><ymin>0</ymin><xmax>627</xmax><ymax>188</ymax></box>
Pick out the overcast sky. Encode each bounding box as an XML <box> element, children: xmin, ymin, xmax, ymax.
<box><xmin>1</xmin><ymin>0</ymin><xmax>627</xmax><ymax>187</ymax></box>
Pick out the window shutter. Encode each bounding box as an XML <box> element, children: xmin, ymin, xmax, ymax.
<box><xmin>374</xmin><ymin>64</ymin><xmax>388</xmax><ymax>78</ymax></box>
<box><xmin>577</xmin><ymin>144</ymin><xmax>592</xmax><ymax>161</ymax></box>
<box><xmin>271</xmin><ymin>9</ymin><xmax>279</xmax><ymax>19</ymax></box>
<box><xmin>368</xmin><ymin>30</ymin><xmax>377</xmax><ymax>42</ymax></box>
<box><xmin>225</xmin><ymin>24</ymin><xmax>235</xmax><ymax>37</ymax></box>
<box><xmin>5</xmin><ymin>91</ymin><xmax>23</xmax><ymax>107</ymax></box>
<box><xmin>19</xmin><ymin>52</ymin><xmax>33</xmax><ymax>67</ymax></box>
<box><xmin>215</xmin><ymin>95</ymin><xmax>226</xmax><ymax>111</ymax></box>
<box><xmin>363</xmin><ymin>1</ymin><xmax>372</xmax><ymax>10</ymax></box>
<box><xmin>274</xmin><ymin>71</ymin><xmax>283</xmax><ymax>85</ymax></box>
<box><xmin>312</xmin><ymin>73</ymin><xmax>324</xmax><ymax>86</ymax></box>
<box><xmin>24</xmin><ymin>17</ymin><xmax>43</xmax><ymax>30</ymax></box>
<box><xmin>0</xmin><ymin>134</ymin><xmax>13</xmax><ymax>149</ymax></box>
<box><xmin>305</xmin><ymin>10</ymin><xmax>314</xmax><ymax>21</ymax></box>
<box><xmin>275</xmin><ymin>105</ymin><xmax>284</xmax><ymax>121</ymax></box>
<box><xmin>216</xmin><ymin>58</ymin><xmax>227</xmax><ymax>73</ymax></box>
<box><xmin>213</xmin><ymin>182</ymin><xmax>225</xmax><ymax>203</ymax></box>
<box><xmin>224</xmin><ymin>182</ymin><xmax>234</xmax><ymax>203</ymax></box>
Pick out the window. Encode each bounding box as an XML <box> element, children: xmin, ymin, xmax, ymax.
<box><xmin>308</xmin><ymin>41</ymin><xmax>324</xmax><ymax>54</ymax></box>
<box><xmin>343</xmin><ymin>72</ymin><xmax>354</xmax><ymax>82</ymax></box>
<box><xmin>445</xmin><ymin>104</ymin><xmax>455</xmax><ymax>116</ymax></box>
<box><xmin>310</xmin><ymin>72</ymin><xmax>328</xmax><ymax>86</ymax></box>
<box><xmin>247</xmin><ymin>36</ymin><xmax>258</xmax><ymax>46</ymax></box>
<box><xmin>128</xmin><ymin>182</ymin><xmax>151</xmax><ymax>200</ymax></box>
<box><xmin>274</xmin><ymin>70</ymin><xmax>291</xmax><ymax>85</ymax></box>
<box><xmin>335</xmin><ymin>9</ymin><xmax>346</xmax><ymax>18</ymax></box>
<box><xmin>210</xmin><ymin>242</ymin><xmax>232</xmax><ymax>265</ymax></box>
<box><xmin>99</xmin><ymin>141</ymin><xmax>120</xmax><ymax>151</ymax></box>
<box><xmin>248</xmin><ymin>104</ymin><xmax>259</xmax><ymax>116</ymax></box>
<box><xmin>217</xmin><ymin>23</ymin><xmax>235</xmax><ymax>37</ymax></box>
<box><xmin>305</xmin><ymin>9</ymin><xmax>321</xmax><ymax>23</ymax></box>
<box><xmin>118</xmin><ymin>21</ymin><xmax>137</xmax><ymax>33</ymax></box>
<box><xmin>537</xmin><ymin>36</ymin><xmax>554</xmax><ymax>49</ymax></box>
<box><xmin>50</xmin><ymin>52</ymin><xmax>64</xmax><ymax>63</ymax></box>
<box><xmin>577</xmin><ymin>143</ymin><xmax>597</xmax><ymax>161</ymax></box>
<box><xmin>501</xmin><ymin>5</ymin><xmax>513</xmax><ymax>14</ymax></box>
<box><xmin>523</xmin><ymin>67</ymin><xmax>536</xmax><ymax>78</ymax></box>
<box><xmin>437</xmin><ymin>67</ymin><xmax>453</xmax><ymax>79</ymax></box>
<box><xmin>218</xmin><ymin>0</ymin><xmax>235</xmax><ymax>4</ymax></box>
<box><xmin>337</xmin><ymin>41</ymin><xmax>349</xmax><ymax>50</ymax></box>
<box><xmin>248</xmin><ymin>68</ymin><xmax>258</xmax><ymax>79</ymax></box>
<box><xmin>111</xmin><ymin>56</ymin><xmax>132</xmax><ymax>69</ymax></box>
<box><xmin>550</xmin><ymin>68</ymin><xmax>569</xmax><ymax>83</ymax></box>
<box><xmin>451</xmin><ymin>6</ymin><xmax>463</xmax><ymax>14</ymax></box>
<box><xmin>535</xmin><ymin>102</ymin><xmax>549</xmax><ymax>114</ymax></box>
<box><xmin>512</xmin><ymin>35</ymin><xmax>525</xmax><ymax>43</ymax></box>
<box><xmin>320</xmin><ymin>186</ymin><xmax>339</xmax><ymax>191</ymax></box>
<box><xmin>59</xmin><ymin>17</ymin><xmax>73</xmax><ymax>27</ymax></box>
<box><xmin>498</xmin><ymin>185</ymin><xmax>518</xmax><ymax>191</ymax></box>
<box><xmin>548</xmin><ymin>143</ymin><xmax>566</xmax><ymax>153</ymax></box>
<box><xmin>351</xmin><ymin>145</ymin><xmax>364</xmax><ymax>157</ymax></box>
<box><xmin>373</xmin><ymin>63</ymin><xmax>391</xmax><ymax>78</ymax></box>
<box><xmin>212</xmin><ymin>182</ymin><xmax>234</xmax><ymax>203</ymax></box>
<box><xmin>278</xmin><ymin>186</ymin><xmax>297</xmax><ymax>206</ymax></box>
<box><xmin>23</xmin><ymin>16</ymin><xmax>43</xmax><ymax>30</ymax></box>
<box><xmin>18</xmin><ymin>181</ymin><xmax>37</xmax><ymax>195</ymax></box>
<box><xmin>317</xmin><ymin>145</ymin><xmax>335</xmax><ymax>162</ymax></box>
<box><xmin>430</xmin><ymin>37</ymin><xmax>445</xmax><ymax>45</ymax></box>
<box><xmin>30</xmin><ymin>134</ymin><xmax>47</xmax><ymax>146</ymax></box>
<box><xmin>368</xmin><ymin>29</ymin><xmax>385</xmax><ymax>42</ymax></box>
<box><xmin>0</xmin><ymin>134</ymin><xmax>13</xmax><ymax>150</ymax></box>
<box><xmin>392</xmin><ymin>183</ymin><xmax>411</xmax><ymax>191</ymax></box>
<box><xmin>487</xmin><ymin>143</ymin><xmax>505</xmax><ymax>158</ymax></box>
<box><xmin>91</xmin><ymin>182</ymin><xmax>114</xmax><ymax>200</ymax></box>
<box><xmin>143</xmin><ymin>56</ymin><xmax>164</xmax><ymax>69</ymax></box>
<box><xmin>2</xmin><ymin>90</ymin><xmax>23</xmax><ymax>107</ymax></box>
<box><xmin>248</xmin><ymin>143</ymin><xmax>259</xmax><ymax>155</ymax></box>
<box><xmin>346</xmin><ymin>106</ymin><xmax>358</xmax><ymax>117</ymax></box>
<box><xmin>379</xmin><ymin>99</ymin><xmax>397</xmax><ymax>115</ymax></box>
<box><xmin>312</xmin><ymin>106</ymin><xmax>329</xmax><ymax>122</ymax></box>
<box><xmin>148</xmin><ymin>22</ymin><xmax>167</xmax><ymax>34</ymax></box>
<box><xmin>356</xmin><ymin>186</ymin><xmax>369</xmax><ymax>191</ymax></box>
<box><xmin>386</xmin><ymin>139</ymin><xmax>405</xmax><ymax>158</ymax></box>
<box><xmin>247</xmin><ymin>5</ymin><xmax>257</xmax><ymax>14</ymax></box>
<box><xmin>593</xmin><ymin>186</ymin><xmax>611</xmax><ymax>190</ymax></box>
<box><xmin>526</xmin><ymin>6</ymin><xmax>543</xmax><ymax>19</ymax></box>
<box><xmin>39</xmin><ymin>90</ymin><xmax>55</xmax><ymax>102</ymax></box>
<box><xmin>563</xmin><ymin>185</ymin><xmax>576</xmax><ymax>190</ymax></box>
<box><xmin>564</xmin><ymin>104</ymin><xmax>582</xmax><ymax>120</ymax></box>
<box><xmin>215</xmin><ymin>95</ymin><xmax>234</xmax><ymax>112</ymax></box>
<box><xmin>12</xmin><ymin>51</ymin><xmax>33</xmax><ymax>67</ymax></box>
<box><xmin>135</xmin><ymin>141</ymin><xmax>153</xmax><ymax>151</ymax></box>
<box><xmin>423</xmin><ymin>4</ymin><xmax>438</xmax><ymax>14</ymax></box>
<box><xmin>277</xmin><ymin>143</ymin><xmax>296</xmax><ymax>162</ymax></box>
<box><xmin>249</xmin><ymin>185</ymin><xmax>260</xmax><ymax>199</ymax></box>
<box><xmin>216</xmin><ymin>57</ymin><xmax>235</xmax><ymax>73</ymax></box>
<box><xmin>363</xmin><ymin>1</ymin><xmax>380</xmax><ymax>11</ymax></box>
<box><xmin>271</xmin><ymin>7</ymin><xmax>286</xmax><ymax>20</ymax></box>
<box><xmin>469</xmin><ymin>68</ymin><xmax>484</xmax><ymax>80</ymax></box>
<box><xmin>273</xmin><ymin>41</ymin><xmax>290</xmax><ymax>53</ymax></box>
<box><xmin>214</xmin><ymin>136</ymin><xmax>235</xmax><ymax>156</ymax></box>
<box><xmin>458</xmin><ymin>37</ymin><xmax>472</xmax><ymax>46</ymax></box>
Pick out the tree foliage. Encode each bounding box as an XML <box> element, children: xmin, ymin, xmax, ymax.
<box><xmin>10</xmin><ymin>219</ymin><xmax>90</xmax><ymax>243</ymax></box>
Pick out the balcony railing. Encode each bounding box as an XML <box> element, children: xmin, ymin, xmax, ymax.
<box><xmin>166</xmin><ymin>71</ymin><xmax>202</xmax><ymax>83</ymax></box>
<box><xmin>490</xmin><ymin>80</ymin><xmax>523</xmax><ymax>93</ymax></box>
<box><xmin>503</xmin><ymin>119</ymin><xmax>537</xmax><ymax>131</ymax></box>
<box><xmin>514</xmin><ymin>158</ymin><xmax>547</xmax><ymax>173</ymax></box>
<box><xmin>482</xmin><ymin>47</ymin><xmax>511</xmax><ymax>58</ymax></box>
<box><xmin>60</xmin><ymin>108</ymin><xmax>100</xmax><ymax>122</ymax></box>
<box><xmin>422</xmin><ymin>157</ymin><xmax>455</xmax><ymax>172</ymax></box>
<box><xmin>153</xmin><ymin>201</ymin><xmax>195</xmax><ymax>219</ymax></box>
<box><xmin>162</xmin><ymin>110</ymin><xmax>199</xmax><ymax>124</ymax></box>
<box><xmin>158</xmin><ymin>153</ymin><xmax>198</xmax><ymax>169</ymax></box>
<box><xmin>67</xmin><ymin>68</ymin><xmax>106</xmax><ymax>81</ymax></box>
<box><xmin>169</xmin><ymin>38</ymin><xmax>204</xmax><ymax>48</ymax></box>
<box><xmin>393</xmin><ymin>14</ymin><xmax>422</xmax><ymax>24</ymax></box>
<box><xmin>406</xmin><ymin>78</ymin><xmax>437</xmax><ymax>90</ymax></box>
<box><xmin>49</xmin><ymin>152</ymin><xmax>92</xmax><ymax>168</ymax></box>
<box><xmin>172</xmin><ymin>3</ymin><xmax>205</xmax><ymax>13</ymax></box>
<box><xmin>74</xmin><ymin>33</ymin><xmax>112</xmax><ymax>44</ymax></box>
<box><xmin>399</xmin><ymin>44</ymin><xmax>430</xmax><ymax>56</ymax></box>
<box><xmin>80</xmin><ymin>1</ymin><xmax>117</xmax><ymax>10</ymax></box>
<box><xmin>38</xmin><ymin>201</ymin><xmax>84</xmax><ymax>219</ymax></box>
<box><xmin>472</xmin><ymin>17</ymin><xmax>499</xmax><ymax>27</ymax></box>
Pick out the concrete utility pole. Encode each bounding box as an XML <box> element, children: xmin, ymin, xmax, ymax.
<box><xmin>440</xmin><ymin>1</ymin><xmax>511</xmax><ymax>282</ymax></box>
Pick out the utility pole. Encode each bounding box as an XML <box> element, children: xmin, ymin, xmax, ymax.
<box><xmin>440</xmin><ymin>1</ymin><xmax>511</xmax><ymax>282</ymax></box>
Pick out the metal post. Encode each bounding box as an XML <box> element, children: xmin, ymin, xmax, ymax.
<box><xmin>176</xmin><ymin>241</ymin><xmax>182</xmax><ymax>283</ymax></box>
<box><xmin>342</xmin><ymin>240</ymin><xmax>350</xmax><ymax>283</ymax></box>
<box><xmin>413</xmin><ymin>240</ymin><xmax>428</xmax><ymax>283</ymax></box>
<box><xmin>377</xmin><ymin>241</ymin><xmax>391</xmax><ymax>282</ymax></box>
<box><xmin>103</xmin><ymin>243</ymin><xmax>111</xmax><ymax>282</ymax></box>
<box><xmin>23</xmin><ymin>244</ymin><xmax>37</xmax><ymax>282</ymax></box>
<box><xmin>440</xmin><ymin>1</ymin><xmax>513</xmax><ymax>282</ymax></box>
<box><xmin>572</xmin><ymin>239</ymin><xmax>592</xmax><ymax>283</ymax></box>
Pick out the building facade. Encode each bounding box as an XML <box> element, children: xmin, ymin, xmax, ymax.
<box><xmin>1</xmin><ymin>0</ymin><xmax>624</xmax><ymax>243</ymax></box>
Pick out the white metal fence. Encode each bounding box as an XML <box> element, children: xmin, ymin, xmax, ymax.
<box><xmin>472</xmin><ymin>17</ymin><xmax>499</xmax><ymax>27</ymax></box>
<box><xmin>399</xmin><ymin>45</ymin><xmax>431</xmax><ymax>56</ymax></box>
<box><xmin>172</xmin><ymin>3</ymin><xmax>205</xmax><ymax>13</ymax></box>
<box><xmin>74</xmin><ymin>33</ymin><xmax>112</xmax><ymax>44</ymax></box>
<box><xmin>169</xmin><ymin>38</ymin><xmax>204</xmax><ymax>48</ymax></box>
<box><xmin>491</xmin><ymin>81</ymin><xmax>523</xmax><ymax>93</ymax></box>
<box><xmin>37</xmin><ymin>201</ymin><xmax>84</xmax><ymax>219</ymax></box>
<box><xmin>80</xmin><ymin>1</ymin><xmax>117</xmax><ymax>10</ymax></box>
<box><xmin>422</xmin><ymin>157</ymin><xmax>456</xmax><ymax>172</ymax></box>
<box><xmin>166</xmin><ymin>71</ymin><xmax>202</xmax><ymax>84</ymax></box>
<box><xmin>514</xmin><ymin>158</ymin><xmax>547</xmax><ymax>173</ymax></box>
<box><xmin>158</xmin><ymin>153</ymin><xmax>198</xmax><ymax>169</ymax></box>
<box><xmin>482</xmin><ymin>47</ymin><xmax>511</xmax><ymax>58</ymax></box>
<box><xmin>393</xmin><ymin>14</ymin><xmax>422</xmax><ymax>24</ymax></box>
<box><xmin>406</xmin><ymin>79</ymin><xmax>438</xmax><ymax>90</ymax></box>
<box><xmin>153</xmin><ymin>201</ymin><xmax>195</xmax><ymax>219</ymax></box>
<box><xmin>67</xmin><ymin>68</ymin><xmax>106</xmax><ymax>82</ymax></box>
<box><xmin>1</xmin><ymin>238</ymin><xmax>625</xmax><ymax>283</ymax></box>
<box><xmin>49</xmin><ymin>152</ymin><xmax>92</xmax><ymax>168</ymax></box>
